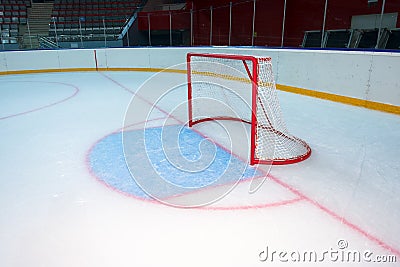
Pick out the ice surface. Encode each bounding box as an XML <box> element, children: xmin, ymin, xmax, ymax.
<box><xmin>89</xmin><ymin>126</ymin><xmax>260</xmax><ymax>203</ymax></box>
<box><xmin>0</xmin><ymin>71</ymin><xmax>399</xmax><ymax>266</ymax></box>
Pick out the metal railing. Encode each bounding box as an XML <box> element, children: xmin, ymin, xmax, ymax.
<box><xmin>39</xmin><ymin>36</ymin><xmax>61</xmax><ymax>49</ymax></box>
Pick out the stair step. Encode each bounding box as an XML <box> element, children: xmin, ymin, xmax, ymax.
<box><xmin>23</xmin><ymin>2</ymin><xmax>54</xmax><ymax>48</ymax></box>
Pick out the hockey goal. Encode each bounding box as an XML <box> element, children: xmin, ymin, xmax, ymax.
<box><xmin>187</xmin><ymin>52</ymin><xmax>311</xmax><ymax>165</ymax></box>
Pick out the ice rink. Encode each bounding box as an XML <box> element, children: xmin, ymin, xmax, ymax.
<box><xmin>0</xmin><ymin>70</ymin><xmax>399</xmax><ymax>266</ymax></box>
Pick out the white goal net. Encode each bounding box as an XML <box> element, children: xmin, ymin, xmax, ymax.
<box><xmin>187</xmin><ymin>53</ymin><xmax>311</xmax><ymax>165</ymax></box>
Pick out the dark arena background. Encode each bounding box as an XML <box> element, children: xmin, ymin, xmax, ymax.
<box><xmin>1</xmin><ymin>0</ymin><xmax>399</xmax><ymax>49</ymax></box>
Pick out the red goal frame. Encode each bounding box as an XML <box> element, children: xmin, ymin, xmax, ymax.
<box><xmin>187</xmin><ymin>52</ymin><xmax>311</xmax><ymax>165</ymax></box>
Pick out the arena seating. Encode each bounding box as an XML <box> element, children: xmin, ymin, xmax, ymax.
<box><xmin>0</xmin><ymin>0</ymin><xmax>30</xmax><ymax>44</ymax></box>
<box><xmin>49</xmin><ymin>0</ymin><xmax>143</xmax><ymax>41</ymax></box>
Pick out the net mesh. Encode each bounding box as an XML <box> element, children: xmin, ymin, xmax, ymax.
<box><xmin>188</xmin><ymin>54</ymin><xmax>311</xmax><ymax>164</ymax></box>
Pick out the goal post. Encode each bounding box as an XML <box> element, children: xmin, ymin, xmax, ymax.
<box><xmin>187</xmin><ymin>52</ymin><xmax>311</xmax><ymax>165</ymax></box>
